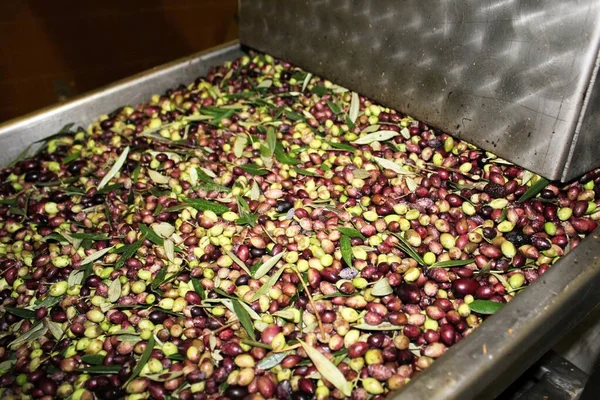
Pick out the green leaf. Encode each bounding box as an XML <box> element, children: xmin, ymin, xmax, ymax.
<box><xmin>63</xmin><ymin>151</ymin><xmax>81</xmax><ymax>164</ymax></box>
<box><xmin>336</xmin><ymin>227</ymin><xmax>366</xmax><ymax>240</ymax></box>
<box><xmin>225</xmin><ymin>250</ymin><xmax>252</xmax><ymax>276</ymax></box>
<box><xmin>518</xmin><ymin>177</ymin><xmax>550</xmax><ymax>202</ymax></box>
<box><xmin>70</xmin><ymin>233</ymin><xmax>112</xmax><ymax>240</ymax></box>
<box><xmin>326</xmin><ymin>100</ymin><xmax>342</xmax><ymax>115</ymax></box>
<box><xmin>98</xmin><ymin>146</ymin><xmax>130</xmax><ymax>190</ymax></box>
<box><xmin>431</xmin><ymin>259</ymin><xmax>475</xmax><ymax>268</ymax></box>
<box><xmin>285</xmin><ymin>110</ymin><xmax>304</xmax><ymax>121</ymax></box>
<box><xmin>191</xmin><ymin>278</ymin><xmax>206</xmax><ymax>300</ymax></box>
<box><xmin>469</xmin><ymin>300</ymin><xmax>504</xmax><ymax>315</ymax></box>
<box><xmin>232</xmin><ymin>299</ymin><xmax>256</xmax><ymax>341</ymax></box>
<box><xmin>299</xmin><ymin>340</ymin><xmax>352</xmax><ymax>397</ymax></box>
<box><xmin>371</xmin><ymin>278</ymin><xmax>393</xmax><ymax>296</ymax></box>
<box><xmin>96</xmin><ymin>183</ymin><xmax>124</xmax><ymax>195</ymax></box>
<box><xmin>310</xmin><ymin>86</ymin><xmax>328</xmax><ymax>96</ymax></box>
<box><xmin>352</xmin><ymin>323</ymin><xmax>404</xmax><ymax>331</ymax></box>
<box><xmin>301</xmin><ymin>73</ymin><xmax>312</xmax><ymax>92</ymax></box>
<box><xmin>115</xmin><ymin>239</ymin><xmax>143</xmax><ymax>269</ymax></box>
<box><xmin>196</xmin><ymin>183</ymin><xmax>232</xmax><ymax>193</ymax></box>
<box><xmin>46</xmin><ymin>320</ymin><xmax>64</xmax><ymax>340</ymax></box>
<box><xmin>144</xmin><ymin>370</ymin><xmax>185</xmax><ymax>382</ymax></box>
<box><xmin>9</xmin><ymin>322</ymin><xmax>47</xmax><ymax>349</ymax></box>
<box><xmin>108</xmin><ymin>279</ymin><xmax>122</xmax><ymax>303</ymax></box>
<box><xmin>125</xmin><ymin>335</ymin><xmax>155</xmax><ymax>386</ymax></box>
<box><xmin>183</xmin><ymin>198</ymin><xmax>229</xmax><ymax>215</ymax></box>
<box><xmin>196</xmin><ymin>167</ymin><xmax>216</xmax><ymax>183</ymax></box>
<box><xmin>274</xmin><ymin>142</ymin><xmax>299</xmax><ymax>165</ymax></box>
<box><xmin>393</xmin><ymin>232</ymin><xmax>426</xmax><ymax>266</ymax></box>
<box><xmin>138</xmin><ymin>223</ymin><xmax>165</xmax><ymax>246</ymax></box>
<box><xmin>293</xmin><ymin>167</ymin><xmax>319</xmax><ymax>177</ymax></box>
<box><xmin>81</xmin><ymin>354</ymin><xmax>105</xmax><ymax>365</ymax></box>
<box><xmin>253</xmin><ymin>251</ymin><xmax>286</xmax><ymax>279</ymax></box>
<box><xmin>4</xmin><ymin>307</ymin><xmax>35</xmax><ymax>320</ymax></box>
<box><xmin>325</xmin><ymin>140</ymin><xmax>356</xmax><ymax>153</ymax></box>
<box><xmin>31</xmin><ymin>296</ymin><xmax>62</xmax><ymax>310</ymax></box>
<box><xmin>340</xmin><ymin>236</ymin><xmax>353</xmax><ymax>267</ymax></box>
<box><xmin>256</xmin><ymin>352</ymin><xmax>289</xmax><ymax>370</ymax></box>
<box><xmin>151</xmin><ymin>269</ymin><xmax>168</xmax><ymax>292</ymax></box>
<box><xmin>354</xmin><ymin>130</ymin><xmax>399</xmax><ymax>145</ymax></box>
<box><xmin>349</xmin><ymin>92</ymin><xmax>360</xmax><ymax>124</ymax></box>
<box><xmin>80</xmin><ymin>246</ymin><xmax>114</xmax><ymax>266</ymax></box>
<box><xmin>250</xmin><ymin>265</ymin><xmax>286</xmax><ymax>302</ymax></box>
<box><xmin>373</xmin><ymin>156</ymin><xmax>415</xmax><ymax>175</ymax></box>
<box><xmin>240</xmin><ymin>163</ymin><xmax>269</xmax><ymax>176</ymax></box>
<box><xmin>266</xmin><ymin>127</ymin><xmax>277</xmax><ymax>156</ymax></box>
<box><xmin>78</xmin><ymin>365</ymin><xmax>121</xmax><ymax>374</ymax></box>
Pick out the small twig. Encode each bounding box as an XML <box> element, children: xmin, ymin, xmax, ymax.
<box><xmin>293</xmin><ymin>268</ymin><xmax>324</xmax><ymax>337</ymax></box>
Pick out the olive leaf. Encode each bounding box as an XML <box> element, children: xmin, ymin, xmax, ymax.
<box><xmin>46</xmin><ymin>319</ymin><xmax>64</xmax><ymax>340</ymax></box>
<box><xmin>225</xmin><ymin>250</ymin><xmax>252</xmax><ymax>276</ymax></box>
<box><xmin>250</xmin><ymin>265</ymin><xmax>286</xmax><ymax>302</ymax></box>
<box><xmin>114</xmin><ymin>239</ymin><xmax>144</xmax><ymax>269</ymax></box>
<box><xmin>469</xmin><ymin>300</ymin><xmax>504</xmax><ymax>315</ymax></box>
<box><xmin>0</xmin><ymin>360</ymin><xmax>16</xmax><ymax>374</ymax></box>
<box><xmin>125</xmin><ymin>335</ymin><xmax>155</xmax><ymax>386</ymax></box>
<box><xmin>361</xmin><ymin>124</ymin><xmax>381</xmax><ymax>134</ymax></box>
<box><xmin>250</xmin><ymin>180</ymin><xmax>261</xmax><ymax>201</ymax></box>
<box><xmin>232</xmin><ymin>299</ymin><xmax>256</xmax><ymax>341</ymax></box>
<box><xmin>301</xmin><ymin>73</ymin><xmax>313</xmax><ymax>92</ymax></box>
<box><xmin>97</xmin><ymin>146</ymin><xmax>130</xmax><ymax>190</ymax></box>
<box><xmin>148</xmin><ymin>169</ymin><xmax>170</xmax><ymax>185</ymax></box>
<box><xmin>431</xmin><ymin>259</ymin><xmax>475</xmax><ymax>268</ymax></box>
<box><xmin>518</xmin><ymin>177</ymin><xmax>550</xmax><ymax>202</ymax></box>
<box><xmin>144</xmin><ymin>370</ymin><xmax>185</xmax><ymax>382</ymax></box>
<box><xmin>253</xmin><ymin>251</ymin><xmax>286</xmax><ymax>279</ymax></box>
<box><xmin>274</xmin><ymin>142</ymin><xmax>299</xmax><ymax>165</ymax></box>
<box><xmin>108</xmin><ymin>279</ymin><xmax>122</xmax><ymax>303</ymax></box>
<box><xmin>164</xmin><ymin>239</ymin><xmax>175</xmax><ymax>262</ymax></box>
<box><xmin>79</xmin><ymin>246</ymin><xmax>114</xmax><ymax>266</ymax></box>
<box><xmin>405</xmin><ymin>177</ymin><xmax>418</xmax><ymax>192</ymax></box>
<box><xmin>373</xmin><ymin>157</ymin><xmax>415</xmax><ymax>175</ymax></box>
<box><xmin>352</xmin><ymin>322</ymin><xmax>404</xmax><ymax>331</ymax></box>
<box><xmin>78</xmin><ymin>365</ymin><xmax>122</xmax><ymax>374</ymax></box>
<box><xmin>191</xmin><ymin>278</ymin><xmax>206</xmax><ymax>300</ymax></box>
<box><xmin>353</xmin><ymin>130</ymin><xmax>399</xmax><ymax>145</ymax></box>
<box><xmin>299</xmin><ymin>340</ymin><xmax>352</xmax><ymax>397</ymax></box>
<box><xmin>4</xmin><ymin>307</ymin><xmax>35</xmax><ymax>320</ymax></box>
<box><xmin>336</xmin><ymin>227</ymin><xmax>366</xmax><ymax>240</ymax></box>
<box><xmin>256</xmin><ymin>352</ymin><xmax>290</xmax><ymax>370</ymax></box>
<box><xmin>340</xmin><ymin>235</ymin><xmax>353</xmax><ymax>267</ymax></box>
<box><xmin>151</xmin><ymin>222</ymin><xmax>175</xmax><ymax>238</ymax></box>
<box><xmin>81</xmin><ymin>354</ymin><xmax>105</xmax><ymax>365</ymax></box>
<box><xmin>30</xmin><ymin>295</ymin><xmax>62</xmax><ymax>310</ymax></box>
<box><xmin>183</xmin><ymin>198</ymin><xmax>229</xmax><ymax>215</ymax></box>
<box><xmin>352</xmin><ymin>169</ymin><xmax>371</xmax><ymax>179</ymax></box>
<box><xmin>234</xmin><ymin>135</ymin><xmax>248</xmax><ymax>158</ymax></box>
<box><xmin>349</xmin><ymin>92</ymin><xmax>360</xmax><ymax>124</ymax></box>
<box><xmin>325</xmin><ymin>140</ymin><xmax>356</xmax><ymax>153</ymax></box>
<box><xmin>9</xmin><ymin>322</ymin><xmax>47</xmax><ymax>349</ymax></box>
<box><xmin>240</xmin><ymin>163</ymin><xmax>268</xmax><ymax>176</ymax></box>
<box><xmin>371</xmin><ymin>277</ymin><xmax>393</xmax><ymax>296</ymax></box>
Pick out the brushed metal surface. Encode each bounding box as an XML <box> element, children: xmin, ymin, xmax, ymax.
<box><xmin>239</xmin><ymin>0</ymin><xmax>600</xmax><ymax>182</ymax></box>
<box><xmin>0</xmin><ymin>41</ymin><xmax>244</xmax><ymax>166</ymax></box>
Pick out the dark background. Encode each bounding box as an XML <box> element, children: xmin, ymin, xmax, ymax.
<box><xmin>0</xmin><ymin>1</ymin><xmax>238</xmax><ymax>122</ymax></box>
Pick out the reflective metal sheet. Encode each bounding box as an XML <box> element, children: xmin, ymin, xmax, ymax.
<box><xmin>239</xmin><ymin>0</ymin><xmax>600</xmax><ymax>181</ymax></box>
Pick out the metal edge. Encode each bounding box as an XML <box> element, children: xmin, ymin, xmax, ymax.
<box><xmin>562</xmin><ymin>32</ymin><xmax>600</xmax><ymax>182</ymax></box>
<box><xmin>392</xmin><ymin>231</ymin><xmax>600</xmax><ymax>400</ymax></box>
<box><xmin>0</xmin><ymin>39</ymin><xmax>241</xmax><ymax>137</ymax></box>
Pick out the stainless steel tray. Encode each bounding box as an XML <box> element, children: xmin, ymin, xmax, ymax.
<box><xmin>0</xmin><ymin>41</ymin><xmax>599</xmax><ymax>400</ymax></box>
<box><xmin>239</xmin><ymin>0</ymin><xmax>600</xmax><ymax>182</ymax></box>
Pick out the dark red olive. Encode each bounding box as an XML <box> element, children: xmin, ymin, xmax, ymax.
<box><xmin>452</xmin><ymin>279</ymin><xmax>479</xmax><ymax>298</ymax></box>
<box><xmin>395</xmin><ymin>283</ymin><xmax>421</xmax><ymax>304</ymax></box>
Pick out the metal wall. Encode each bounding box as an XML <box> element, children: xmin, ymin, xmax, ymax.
<box><xmin>239</xmin><ymin>0</ymin><xmax>600</xmax><ymax>182</ymax></box>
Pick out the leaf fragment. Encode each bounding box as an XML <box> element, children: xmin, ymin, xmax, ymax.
<box><xmin>349</xmin><ymin>92</ymin><xmax>360</xmax><ymax>124</ymax></box>
<box><xmin>148</xmin><ymin>169</ymin><xmax>170</xmax><ymax>185</ymax></box>
<box><xmin>299</xmin><ymin>340</ymin><xmax>352</xmax><ymax>397</ymax></box>
<box><xmin>469</xmin><ymin>300</ymin><xmax>504</xmax><ymax>315</ymax></box>
<box><xmin>340</xmin><ymin>235</ymin><xmax>353</xmax><ymax>267</ymax></box>
<box><xmin>98</xmin><ymin>147</ymin><xmax>130</xmax><ymax>190</ymax></box>
<box><xmin>108</xmin><ymin>279</ymin><xmax>122</xmax><ymax>303</ymax></box>
<box><xmin>373</xmin><ymin>156</ymin><xmax>415</xmax><ymax>175</ymax></box>
<box><xmin>232</xmin><ymin>299</ymin><xmax>256</xmax><ymax>341</ymax></box>
<box><xmin>353</xmin><ymin>130</ymin><xmax>399</xmax><ymax>145</ymax></box>
<box><xmin>253</xmin><ymin>251</ymin><xmax>286</xmax><ymax>279</ymax></box>
<box><xmin>371</xmin><ymin>278</ymin><xmax>393</xmax><ymax>296</ymax></box>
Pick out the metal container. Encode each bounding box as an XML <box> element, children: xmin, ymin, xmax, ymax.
<box><xmin>239</xmin><ymin>0</ymin><xmax>600</xmax><ymax>182</ymax></box>
<box><xmin>0</xmin><ymin>37</ymin><xmax>599</xmax><ymax>400</ymax></box>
